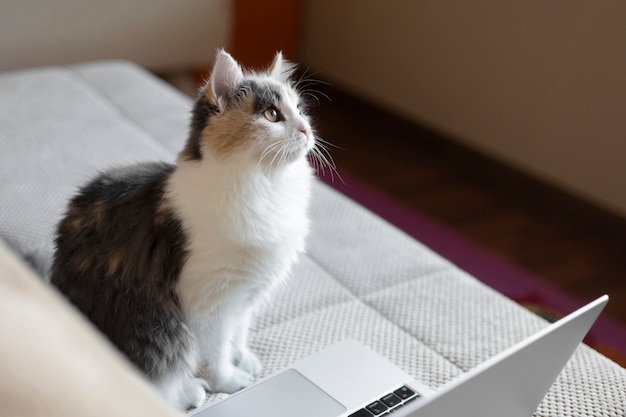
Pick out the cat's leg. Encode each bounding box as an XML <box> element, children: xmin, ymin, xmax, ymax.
<box><xmin>151</xmin><ymin>333</ymin><xmax>208</xmax><ymax>410</ymax></box>
<box><xmin>232</xmin><ymin>307</ymin><xmax>261</xmax><ymax>376</ymax></box>
<box><xmin>192</xmin><ymin>312</ymin><xmax>255</xmax><ymax>394</ymax></box>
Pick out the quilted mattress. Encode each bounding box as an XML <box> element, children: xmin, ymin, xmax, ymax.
<box><xmin>0</xmin><ymin>61</ymin><xmax>624</xmax><ymax>416</ymax></box>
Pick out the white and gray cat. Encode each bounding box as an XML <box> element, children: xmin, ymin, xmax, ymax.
<box><xmin>51</xmin><ymin>50</ymin><xmax>320</xmax><ymax>409</ymax></box>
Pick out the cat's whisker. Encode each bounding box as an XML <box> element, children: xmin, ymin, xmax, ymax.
<box><xmin>313</xmin><ymin>135</ymin><xmax>338</xmax><ymax>167</ymax></box>
<box><xmin>303</xmin><ymin>92</ymin><xmax>321</xmax><ymax>106</ymax></box>
<box><xmin>301</xmin><ymin>89</ymin><xmax>332</xmax><ymax>105</ymax></box>
<box><xmin>260</xmin><ymin>141</ymin><xmax>281</xmax><ymax>160</ymax></box>
<box><xmin>315</xmin><ymin>136</ymin><xmax>344</xmax><ymax>151</ymax></box>
<box><xmin>293</xmin><ymin>67</ymin><xmax>314</xmax><ymax>89</ymax></box>
<box><xmin>258</xmin><ymin>141</ymin><xmax>284</xmax><ymax>168</ymax></box>
<box><xmin>273</xmin><ymin>144</ymin><xmax>284</xmax><ymax>170</ymax></box>
<box><xmin>294</xmin><ymin>70</ymin><xmax>333</xmax><ymax>90</ymax></box>
<box><xmin>310</xmin><ymin>149</ymin><xmax>330</xmax><ymax>178</ymax></box>
<box><xmin>310</xmin><ymin>138</ymin><xmax>343</xmax><ymax>184</ymax></box>
<box><xmin>314</xmin><ymin>142</ymin><xmax>338</xmax><ymax>166</ymax></box>
<box><xmin>277</xmin><ymin>141</ymin><xmax>291</xmax><ymax>171</ymax></box>
<box><xmin>265</xmin><ymin>140</ymin><xmax>289</xmax><ymax>172</ymax></box>
<box><xmin>308</xmin><ymin>154</ymin><xmax>319</xmax><ymax>175</ymax></box>
<box><xmin>320</xmin><ymin>150</ymin><xmax>341</xmax><ymax>181</ymax></box>
<box><xmin>314</xmin><ymin>147</ymin><xmax>335</xmax><ymax>172</ymax></box>
<box><xmin>293</xmin><ymin>71</ymin><xmax>332</xmax><ymax>108</ymax></box>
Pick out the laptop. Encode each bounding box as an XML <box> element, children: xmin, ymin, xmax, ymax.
<box><xmin>190</xmin><ymin>295</ymin><xmax>608</xmax><ymax>417</ymax></box>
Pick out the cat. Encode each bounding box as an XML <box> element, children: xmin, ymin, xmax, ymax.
<box><xmin>50</xmin><ymin>49</ymin><xmax>321</xmax><ymax>410</ymax></box>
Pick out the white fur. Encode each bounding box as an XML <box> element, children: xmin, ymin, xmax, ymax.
<box><xmin>154</xmin><ymin>370</ymin><xmax>207</xmax><ymax>410</ymax></box>
<box><xmin>168</xmin><ymin>155</ymin><xmax>313</xmax><ymax>395</ymax></box>
<box><xmin>162</xmin><ymin>50</ymin><xmax>314</xmax><ymax>405</ymax></box>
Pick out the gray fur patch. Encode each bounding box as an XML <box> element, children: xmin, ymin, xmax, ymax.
<box><xmin>51</xmin><ymin>162</ymin><xmax>195</xmax><ymax>380</ymax></box>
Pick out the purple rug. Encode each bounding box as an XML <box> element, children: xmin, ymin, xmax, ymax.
<box><xmin>320</xmin><ymin>171</ymin><xmax>626</xmax><ymax>366</ymax></box>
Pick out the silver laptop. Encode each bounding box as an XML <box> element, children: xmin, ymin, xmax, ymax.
<box><xmin>190</xmin><ymin>295</ymin><xmax>608</xmax><ymax>417</ymax></box>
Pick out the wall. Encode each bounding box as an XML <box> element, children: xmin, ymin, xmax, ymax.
<box><xmin>0</xmin><ymin>0</ymin><xmax>231</xmax><ymax>72</ymax></box>
<box><xmin>299</xmin><ymin>0</ymin><xmax>626</xmax><ymax>217</ymax></box>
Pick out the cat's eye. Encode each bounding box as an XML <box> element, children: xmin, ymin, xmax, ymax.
<box><xmin>264</xmin><ymin>107</ymin><xmax>281</xmax><ymax>123</ymax></box>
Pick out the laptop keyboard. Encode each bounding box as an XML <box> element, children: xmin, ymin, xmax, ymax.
<box><xmin>348</xmin><ymin>385</ymin><xmax>421</xmax><ymax>417</ymax></box>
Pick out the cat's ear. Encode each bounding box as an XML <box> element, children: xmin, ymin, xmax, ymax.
<box><xmin>209</xmin><ymin>49</ymin><xmax>244</xmax><ymax>106</ymax></box>
<box><xmin>269</xmin><ymin>51</ymin><xmax>297</xmax><ymax>82</ymax></box>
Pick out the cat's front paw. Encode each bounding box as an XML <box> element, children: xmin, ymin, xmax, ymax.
<box><xmin>236</xmin><ymin>350</ymin><xmax>262</xmax><ymax>376</ymax></box>
<box><xmin>181</xmin><ymin>377</ymin><xmax>209</xmax><ymax>410</ymax></box>
<box><xmin>212</xmin><ymin>367</ymin><xmax>255</xmax><ymax>394</ymax></box>
<box><xmin>158</xmin><ymin>375</ymin><xmax>208</xmax><ymax>411</ymax></box>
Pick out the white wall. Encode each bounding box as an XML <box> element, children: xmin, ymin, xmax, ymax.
<box><xmin>300</xmin><ymin>0</ymin><xmax>626</xmax><ymax>217</ymax></box>
<box><xmin>0</xmin><ymin>0</ymin><xmax>232</xmax><ymax>72</ymax></box>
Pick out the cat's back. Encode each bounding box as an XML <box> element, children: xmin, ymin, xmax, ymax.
<box><xmin>74</xmin><ymin>162</ymin><xmax>175</xmax><ymax>207</ymax></box>
<box><xmin>51</xmin><ymin>161</ymin><xmax>186</xmax><ymax>291</ymax></box>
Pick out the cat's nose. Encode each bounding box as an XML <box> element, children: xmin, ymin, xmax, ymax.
<box><xmin>298</xmin><ymin>124</ymin><xmax>309</xmax><ymax>136</ymax></box>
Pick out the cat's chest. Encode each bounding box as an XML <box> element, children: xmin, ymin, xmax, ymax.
<box><xmin>169</xmin><ymin>165</ymin><xmax>311</xmax><ymax>260</ymax></box>
<box><xmin>186</xmin><ymin>184</ymin><xmax>309</xmax><ymax>245</ymax></box>
<box><xmin>175</xmin><ymin>183</ymin><xmax>309</xmax><ymax>309</ymax></box>
<box><xmin>168</xmin><ymin>163</ymin><xmax>312</xmax><ymax>311</ymax></box>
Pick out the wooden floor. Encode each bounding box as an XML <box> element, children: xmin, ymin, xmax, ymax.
<box><xmin>309</xmin><ymin>85</ymin><xmax>626</xmax><ymax>327</ymax></box>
